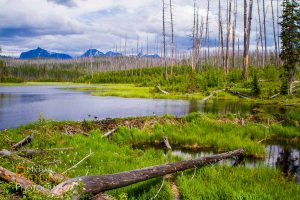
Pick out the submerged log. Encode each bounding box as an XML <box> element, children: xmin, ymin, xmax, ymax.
<box><xmin>12</xmin><ymin>134</ymin><xmax>34</xmax><ymax>150</ymax></box>
<box><xmin>52</xmin><ymin>149</ymin><xmax>245</xmax><ymax>196</ymax></box>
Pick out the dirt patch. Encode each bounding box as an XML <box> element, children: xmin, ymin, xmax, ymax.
<box><xmin>95</xmin><ymin>117</ymin><xmax>184</xmax><ymax>132</ymax></box>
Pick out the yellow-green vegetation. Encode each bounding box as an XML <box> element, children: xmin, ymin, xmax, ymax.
<box><xmin>1</xmin><ymin>113</ymin><xmax>299</xmax><ymax>199</ymax></box>
<box><xmin>176</xmin><ymin>165</ymin><xmax>300</xmax><ymax>200</ymax></box>
<box><xmin>70</xmin><ymin>84</ymin><xmax>207</xmax><ymax>100</ymax></box>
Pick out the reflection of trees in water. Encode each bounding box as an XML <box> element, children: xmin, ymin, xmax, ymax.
<box><xmin>276</xmin><ymin>148</ymin><xmax>299</xmax><ymax>181</ymax></box>
<box><xmin>201</xmin><ymin>100</ymin><xmax>254</xmax><ymax>114</ymax></box>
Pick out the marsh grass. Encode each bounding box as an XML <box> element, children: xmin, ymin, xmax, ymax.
<box><xmin>176</xmin><ymin>165</ymin><xmax>300</xmax><ymax>200</ymax></box>
<box><xmin>0</xmin><ymin>113</ymin><xmax>299</xmax><ymax>199</ymax></box>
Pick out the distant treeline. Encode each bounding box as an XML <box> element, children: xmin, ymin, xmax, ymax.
<box><xmin>0</xmin><ymin>51</ymin><xmax>282</xmax><ymax>83</ymax></box>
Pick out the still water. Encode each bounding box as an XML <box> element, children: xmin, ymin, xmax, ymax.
<box><xmin>0</xmin><ymin>85</ymin><xmax>297</xmax><ymax>130</ymax></box>
<box><xmin>172</xmin><ymin>144</ymin><xmax>300</xmax><ymax>183</ymax></box>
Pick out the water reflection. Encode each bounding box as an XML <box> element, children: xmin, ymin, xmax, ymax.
<box><xmin>0</xmin><ymin>86</ymin><xmax>299</xmax><ymax>130</ymax></box>
<box><xmin>171</xmin><ymin>144</ymin><xmax>300</xmax><ymax>183</ymax></box>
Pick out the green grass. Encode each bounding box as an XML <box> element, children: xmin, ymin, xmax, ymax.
<box><xmin>0</xmin><ymin>121</ymin><xmax>173</xmax><ymax>199</ymax></box>
<box><xmin>0</xmin><ymin>113</ymin><xmax>299</xmax><ymax>199</ymax></box>
<box><xmin>110</xmin><ymin>113</ymin><xmax>299</xmax><ymax>158</ymax></box>
<box><xmin>176</xmin><ymin>165</ymin><xmax>300</xmax><ymax>200</ymax></box>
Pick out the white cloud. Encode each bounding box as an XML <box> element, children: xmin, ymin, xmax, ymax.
<box><xmin>0</xmin><ymin>0</ymin><xmax>281</xmax><ymax>57</ymax></box>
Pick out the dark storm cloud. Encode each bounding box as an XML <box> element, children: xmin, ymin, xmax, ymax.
<box><xmin>0</xmin><ymin>26</ymin><xmax>83</xmax><ymax>38</ymax></box>
<box><xmin>47</xmin><ymin>0</ymin><xmax>77</xmax><ymax>7</ymax></box>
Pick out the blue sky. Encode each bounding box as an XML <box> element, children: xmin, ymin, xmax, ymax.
<box><xmin>0</xmin><ymin>0</ymin><xmax>280</xmax><ymax>57</ymax></box>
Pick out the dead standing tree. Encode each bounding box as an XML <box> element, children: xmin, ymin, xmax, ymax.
<box><xmin>219</xmin><ymin>0</ymin><xmax>225</xmax><ymax>69</ymax></box>
<box><xmin>169</xmin><ymin>0</ymin><xmax>175</xmax><ymax>77</ymax></box>
<box><xmin>205</xmin><ymin>0</ymin><xmax>210</xmax><ymax>65</ymax></box>
<box><xmin>232</xmin><ymin>0</ymin><xmax>238</xmax><ymax>69</ymax></box>
<box><xmin>271</xmin><ymin>0</ymin><xmax>279</xmax><ymax>66</ymax></box>
<box><xmin>162</xmin><ymin>0</ymin><xmax>168</xmax><ymax>80</ymax></box>
<box><xmin>225</xmin><ymin>0</ymin><xmax>232</xmax><ymax>75</ymax></box>
<box><xmin>192</xmin><ymin>0</ymin><xmax>197</xmax><ymax>70</ymax></box>
<box><xmin>243</xmin><ymin>0</ymin><xmax>254</xmax><ymax>80</ymax></box>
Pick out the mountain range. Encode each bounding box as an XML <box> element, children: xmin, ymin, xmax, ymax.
<box><xmin>20</xmin><ymin>47</ymin><xmax>72</xmax><ymax>60</ymax></box>
<box><xmin>19</xmin><ymin>47</ymin><xmax>160</xmax><ymax>59</ymax></box>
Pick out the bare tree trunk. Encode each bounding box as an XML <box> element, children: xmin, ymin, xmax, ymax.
<box><xmin>276</xmin><ymin>0</ymin><xmax>281</xmax><ymax>61</ymax></box>
<box><xmin>219</xmin><ymin>0</ymin><xmax>225</xmax><ymax>69</ymax></box>
<box><xmin>192</xmin><ymin>0</ymin><xmax>197</xmax><ymax>70</ymax></box>
<box><xmin>170</xmin><ymin>0</ymin><xmax>174</xmax><ymax>77</ymax></box>
<box><xmin>206</xmin><ymin>0</ymin><xmax>210</xmax><ymax>65</ymax></box>
<box><xmin>243</xmin><ymin>0</ymin><xmax>251</xmax><ymax>80</ymax></box>
<box><xmin>232</xmin><ymin>0</ymin><xmax>237</xmax><ymax>68</ymax></box>
<box><xmin>225</xmin><ymin>0</ymin><xmax>232</xmax><ymax>75</ymax></box>
<box><xmin>162</xmin><ymin>0</ymin><xmax>168</xmax><ymax>80</ymax></box>
<box><xmin>257</xmin><ymin>0</ymin><xmax>265</xmax><ymax>67</ymax></box>
<box><xmin>263</xmin><ymin>0</ymin><xmax>267</xmax><ymax>64</ymax></box>
<box><xmin>271</xmin><ymin>0</ymin><xmax>278</xmax><ymax>66</ymax></box>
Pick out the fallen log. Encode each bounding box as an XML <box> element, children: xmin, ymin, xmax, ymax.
<box><xmin>12</xmin><ymin>134</ymin><xmax>34</xmax><ymax>150</ymax></box>
<box><xmin>225</xmin><ymin>89</ymin><xmax>251</xmax><ymax>99</ymax></box>
<box><xmin>0</xmin><ymin>167</ymin><xmax>49</xmax><ymax>193</ymax></box>
<box><xmin>269</xmin><ymin>93</ymin><xmax>280</xmax><ymax>99</ymax></box>
<box><xmin>156</xmin><ymin>84</ymin><xmax>169</xmax><ymax>94</ymax></box>
<box><xmin>0</xmin><ymin>149</ymin><xmax>34</xmax><ymax>164</ymax></box>
<box><xmin>20</xmin><ymin>148</ymin><xmax>74</xmax><ymax>158</ymax></box>
<box><xmin>201</xmin><ymin>89</ymin><xmax>225</xmax><ymax>102</ymax></box>
<box><xmin>102</xmin><ymin>128</ymin><xmax>117</xmax><ymax>138</ymax></box>
<box><xmin>162</xmin><ymin>136</ymin><xmax>172</xmax><ymax>150</ymax></box>
<box><xmin>52</xmin><ymin>149</ymin><xmax>245</xmax><ymax>196</ymax></box>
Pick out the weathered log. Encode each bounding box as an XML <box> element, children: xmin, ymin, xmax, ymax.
<box><xmin>12</xmin><ymin>134</ymin><xmax>34</xmax><ymax>150</ymax></box>
<box><xmin>156</xmin><ymin>84</ymin><xmax>169</xmax><ymax>94</ymax></box>
<box><xmin>0</xmin><ymin>149</ymin><xmax>12</xmax><ymax>157</ymax></box>
<box><xmin>102</xmin><ymin>128</ymin><xmax>117</xmax><ymax>138</ymax></box>
<box><xmin>269</xmin><ymin>93</ymin><xmax>280</xmax><ymax>99</ymax></box>
<box><xmin>226</xmin><ymin>89</ymin><xmax>251</xmax><ymax>99</ymax></box>
<box><xmin>0</xmin><ymin>167</ymin><xmax>49</xmax><ymax>193</ymax></box>
<box><xmin>20</xmin><ymin>148</ymin><xmax>74</xmax><ymax>158</ymax></box>
<box><xmin>162</xmin><ymin>136</ymin><xmax>172</xmax><ymax>150</ymax></box>
<box><xmin>201</xmin><ymin>89</ymin><xmax>225</xmax><ymax>102</ymax></box>
<box><xmin>0</xmin><ymin>149</ymin><xmax>34</xmax><ymax>164</ymax></box>
<box><xmin>52</xmin><ymin>149</ymin><xmax>245</xmax><ymax>196</ymax></box>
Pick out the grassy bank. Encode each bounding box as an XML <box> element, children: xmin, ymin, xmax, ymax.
<box><xmin>176</xmin><ymin>165</ymin><xmax>300</xmax><ymax>200</ymax></box>
<box><xmin>0</xmin><ymin>113</ymin><xmax>299</xmax><ymax>199</ymax></box>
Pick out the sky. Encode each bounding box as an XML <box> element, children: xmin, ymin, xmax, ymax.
<box><xmin>0</xmin><ymin>0</ymin><xmax>281</xmax><ymax>57</ymax></box>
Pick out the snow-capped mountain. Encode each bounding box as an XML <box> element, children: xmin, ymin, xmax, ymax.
<box><xmin>20</xmin><ymin>47</ymin><xmax>72</xmax><ymax>59</ymax></box>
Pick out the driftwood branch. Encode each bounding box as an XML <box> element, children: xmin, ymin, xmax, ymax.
<box><xmin>102</xmin><ymin>128</ymin><xmax>117</xmax><ymax>138</ymax></box>
<box><xmin>52</xmin><ymin>149</ymin><xmax>245</xmax><ymax>196</ymax></box>
<box><xmin>269</xmin><ymin>93</ymin><xmax>280</xmax><ymax>99</ymax></box>
<box><xmin>156</xmin><ymin>84</ymin><xmax>169</xmax><ymax>94</ymax></box>
<box><xmin>201</xmin><ymin>89</ymin><xmax>225</xmax><ymax>102</ymax></box>
<box><xmin>162</xmin><ymin>136</ymin><xmax>172</xmax><ymax>150</ymax></box>
<box><xmin>12</xmin><ymin>134</ymin><xmax>34</xmax><ymax>150</ymax></box>
<box><xmin>62</xmin><ymin>150</ymin><xmax>93</xmax><ymax>175</ymax></box>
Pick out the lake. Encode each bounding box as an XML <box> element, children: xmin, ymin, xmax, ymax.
<box><xmin>0</xmin><ymin>85</ymin><xmax>297</xmax><ymax>130</ymax></box>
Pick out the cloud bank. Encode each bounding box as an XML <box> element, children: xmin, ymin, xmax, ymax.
<box><xmin>0</xmin><ymin>0</ymin><xmax>280</xmax><ymax>57</ymax></box>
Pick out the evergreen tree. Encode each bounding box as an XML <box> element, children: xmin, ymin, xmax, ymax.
<box><xmin>251</xmin><ymin>73</ymin><xmax>261</xmax><ymax>96</ymax></box>
<box><xmin>280</xmin><ymin>0</ymin><xmax>300</xmax><ymax>95</ymax></box>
